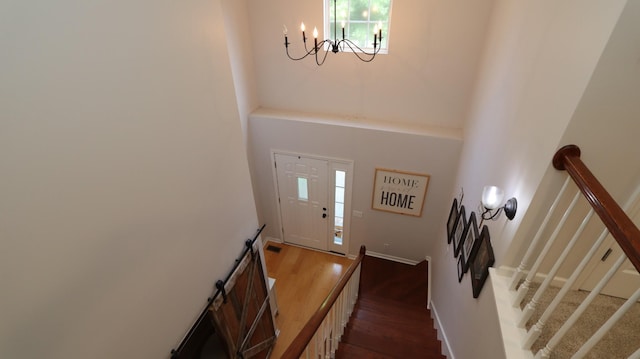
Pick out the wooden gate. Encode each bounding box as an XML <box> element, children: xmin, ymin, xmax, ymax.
<box><xmin>209</xmin><ymin>242</ymin><xmax>276</xmax><ymax>359</ymax></box>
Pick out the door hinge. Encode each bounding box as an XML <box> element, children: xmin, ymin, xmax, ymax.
<box><xmin>601</xmin><ymin>248</ymin><xmax>613</xmax><ymax>262</ymax></box>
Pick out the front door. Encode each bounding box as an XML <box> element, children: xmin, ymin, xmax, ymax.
<box><xmin>275</xmin><ymin>154</ymin><xmax>329</xmax><ymax>251</ymax></box>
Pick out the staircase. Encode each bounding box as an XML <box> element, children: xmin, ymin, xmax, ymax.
<box><xmin>335</xmin><ymin>256</ymin><xmax>445</xmax><ymax>359</ymax></box>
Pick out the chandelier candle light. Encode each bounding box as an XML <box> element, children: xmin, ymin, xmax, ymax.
<box><xmin>283</xmin><ymin>0</ymin><xmax>383</xmax><ymax>66</ymax></box>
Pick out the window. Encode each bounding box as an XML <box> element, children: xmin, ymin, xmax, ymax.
<box><xmin>326</xmin><ymin>0</ymin><xmax>392</xmax><ymax>52</ymax></box>
<box><xmin>297</xmin><ymin>177</ymin><xmax>308</xmax><ymax>201</ymax></box>
<box><xmin>333</xmin><ymin>170</ymin><xmax>346</xmax><ymax>245</ymax></box>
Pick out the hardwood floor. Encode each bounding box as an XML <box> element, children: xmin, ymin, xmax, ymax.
<box><xmin>263</xmin><ymin>243</ymin><xmax>444</xmax><ymax>358</ymax></box>
<box><xmin>263</xmin><ymin>242</ymin><xmax>353</xmax><ymax>358</ymax></box>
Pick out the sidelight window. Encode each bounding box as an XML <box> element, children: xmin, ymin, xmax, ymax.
<box><xmin>334</xmin><ymin>170</ymin><xmax>346</xmax><ymax>245</ymax></box>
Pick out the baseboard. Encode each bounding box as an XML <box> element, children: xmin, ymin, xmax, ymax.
<box><xmin>426</xmin><ymin>256</ymin><xmax>432</xmax><ymax>310</ymax></box>
<box><xmin>430</xmin><ymin>301</ymin><xmax>454</xmax><ymax>359</ymax></box>
<box><xmin>366</xmin><ymin>251</ymin><xmax>419</xmax><ymax>265</ymax></box>
<box><xmin>264</xmin><ymin>237</ymin><xmax>283</xmax><ymax>247</ymax></box>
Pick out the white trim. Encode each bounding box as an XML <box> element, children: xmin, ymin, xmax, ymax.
<box><xmin>329</xmin><ymin>161</ymin><xmax>354</xmax><ymax>254</ymax></box>
<box><xmin>489</xmin><ymin>268</ymin><xmax>534</xmax><ymax>359</ymax></box>
<box><xmin>271</xmin><ymin>149</ymin><xmax>354</xmax><ymax>256</ymax></box>
<box><xmin>252</xmin><ymin>108</ymin><xmax>463</xmax><ymax>140</ymax></box>
<box><xmin>365</xmin><ymin>251</ymin><xmax>418</xmax><ymax>265</ymax></box>
<box><xmin>430</xmin><ymin>300</ymin><xmax>454</xmax><ymax>359</ymax></box>
<box><xmin>426</xmin><ymin>256</ymin><xmax>432</xmax><ymax>310</ymax></box>
<box><xmin>264</xmin><ymin>237</ymin><xmax>283</xmax><ymax>246</ymax></box>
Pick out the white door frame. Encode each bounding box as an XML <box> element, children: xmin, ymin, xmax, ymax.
<box><xmin>271</xmin><ymin>150</ymin><xmax>354</xmax><ymax>255</ymax></box>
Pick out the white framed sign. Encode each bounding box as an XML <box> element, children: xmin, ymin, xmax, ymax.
<box><xmin>371</xmin><ymin>168</ymin><xmax>430</xmax><ymax>217</ymax></box>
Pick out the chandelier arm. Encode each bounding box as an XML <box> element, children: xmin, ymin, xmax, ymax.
<box><xmin>286</xmin><ymin>43</ymin><xmax>323</xmax><ymax>61</ymax></box>
<box><xmin>315</xmin><ymin>45</ymin><xmax>331</xmax><ymax>66</ymax></box>
<box><xmin>339</xmin><ymin>40</ymin><xmax>378</xmax><ymax>62</ymax></box>
<box><xmin>340</xmin><ymin>39</ymin><xmax>381</xmax><ymax>56</ymax></box>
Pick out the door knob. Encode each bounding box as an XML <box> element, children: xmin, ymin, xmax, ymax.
<box><xmin>322</xmin><ymin>213</ymin><xmax>327</xmax><ymax>218</ymax></box>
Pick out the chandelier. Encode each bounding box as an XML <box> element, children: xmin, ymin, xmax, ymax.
<box><xmin>283</xmin><ymin>0</ymin><xmax>383</xmax><ymax>66</ymax></box>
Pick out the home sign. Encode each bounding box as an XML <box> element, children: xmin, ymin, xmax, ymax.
<box><xmin>371</xmin><ymin>168</ymin><xmax>430</xmax><ymax>217</ymax></box>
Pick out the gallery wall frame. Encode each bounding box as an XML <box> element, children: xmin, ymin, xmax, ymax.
<box><xmin>452</xmin><ymin>205</ymin><xmax>467</xmax><ymax>258</ymax></box>
<box><xmin>470</xmin><ymin>225</ymin><xmax>495</xmax><ymax>298</ymax></box>
<box><xmin>446</xmin><ymin>198</ymin><xmax>459</xmax><ymax>244</ymax></box>
<box><xmin>460</xmin><ymin>212</ymin><xmax>479</xmax><ymax>274</ymax></box>
<box><xmin>371</xmin><ymin>168</ymin><xmax>430</xmax><ymax>217</ymax></box>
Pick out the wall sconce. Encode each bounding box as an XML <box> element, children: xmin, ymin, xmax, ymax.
<box><xmin>481</xmin><ymin>186</ymin><xmax>517</xmax><ymax>220</ymax></box>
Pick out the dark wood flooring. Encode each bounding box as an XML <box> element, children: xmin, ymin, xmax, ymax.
<box><xmin>335</xmin><ymin>255</ymin><xmax>445</xmax><ymax>359</ymax></box>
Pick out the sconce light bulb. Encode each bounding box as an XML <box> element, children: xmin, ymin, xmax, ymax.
<box><xmin>301</xmin><ymin>22</ymin><xmax>306</xmax><ymax>32</ymax></box>
<box><xmin>482</xmin><ymin>186</ymin><xmax>504</xmax><ymax>210</ymax></box>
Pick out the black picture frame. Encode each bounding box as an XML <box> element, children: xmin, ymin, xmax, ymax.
<box><xmin>460</xmin><ymin>212</ymin><xmax>479</xmax><ymax>274</ymax></box>
<box><xmin>453</xmin><ymin>206</ymin><xmax>467</xmax><ymax>258</ymax></box>
<box><xmin>446</xmin><ymin>198</ymin><xmax>459</xmax><ymax>244</ymax></box>
<box><xmin>470</xmin><ymin>225</ymin><xmax>495</xmax><ymax>298</ymax></box>
<box><xmin>457</xmin><ymin>255</ymin><xmax>464</xmax><ymax>282</ymax></box>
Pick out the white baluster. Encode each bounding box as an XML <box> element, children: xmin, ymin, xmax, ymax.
<box><xmin>340</xmin><ymin>289</ymin><xmax>344</xmax><ymax>328</ymax></box>
<box><xmin>532</xmin><ymin>184</ymin><xmax>640</xmax><ymax>358</ymax></box>
<box><xmin>521</xmin><ymin>210</ymin><xmax>595</xmax><ymax>345</ymax></box>
<box><xmin>534</xmin><ymin>254</ymin><xmax>626</xmax><ymax>359</ymax></box>
<box><xmin>512</xmin><ymin>278</ymin><xmax>531</xmax><ymax>308</ymax></box>
<box><xmin>510</xmin><ymin>176</ymin><xmax>572</xmax><ymax>291</ymax></box>
<box><xmin>333</xmin><ymin>295</ymin><xmax>340</xmax><ymax>349</ymax></box>
<box><xmin>523</xmin><ymin>320</ymin><xmax>545</xmax><ymax>350</ymax></box>
<box><xmin>571</xmin><ymin>287</ymin><xmax>640</xmax><ymax>358</ymax></box>
<box><xmin>531</xmin><ymin>230</ymin><xmax>609</xmax><ymax>357</ymax></box>
<box><xmin>514</xmin><ymin>191</ymin><xmax>582</xmax><ymax>310</ymax></box>
<box><xmin>316</xmin><ymin>327</ymin><xmax>321</xmax><ymax>359</ymax></box>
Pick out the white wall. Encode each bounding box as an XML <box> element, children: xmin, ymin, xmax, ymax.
<box><xmin>0</xmin><ymin>1</ymin><xmax>258</xmax><ymax>358</ymax></box>
<box><xmin>248</xmin><ymin>109</ymin><xmax>462</xmax><ymax>261</ymax></box>
<box><xmin>429</xmin><ymin>0</ymin><xmax>627</xmax><ymax>358</ymax></box>
<box><xmin>221</xmin><ymin>0</ymin><xmax>260</xmax><ymax>145</ymax></box>
<box><xmin>246</xmin><ymin>0</ymin><xmax>494</xmax><ymax>128</ymax></box>
<box><xmin>507</xmin><ymin>0</ymin><xmax>640</xmax><ymax>280</ymax></box>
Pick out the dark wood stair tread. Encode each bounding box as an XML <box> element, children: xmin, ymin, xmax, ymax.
<box><xmin>334</xmin><ymin>256</ymin><xmax>445</xmax><ymax>359</ymax></box>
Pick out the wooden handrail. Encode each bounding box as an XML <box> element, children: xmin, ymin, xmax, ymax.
<box><xmin>280</xmin><ymin>245</ymin><xmax>366</xmax><ymax>359</ymax></box>
<box><xmin>553</xmin><ymin>144</ymin><xmax>640</xmax><ymax>272</ymax></box>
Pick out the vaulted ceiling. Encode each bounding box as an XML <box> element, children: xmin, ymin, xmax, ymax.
<box><xmin>244</xmin><ymin>0</ymin><xmax>495</xmax><ymax>129</ymax></box>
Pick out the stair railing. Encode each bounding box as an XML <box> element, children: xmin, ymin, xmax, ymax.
<box><xmin>552</xmin><ymin>144</ymin><xmax>640</xmax><ymax>271</ymax></box>
<box><xmin>281</xmin><ymin>245</ymin><xmax>366</xmax><ymax>359</ymax></box>
<box><xmin>501</xmin><ymin>144</ymin><xmax>640</xmax><ymax>358</ymax></box>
